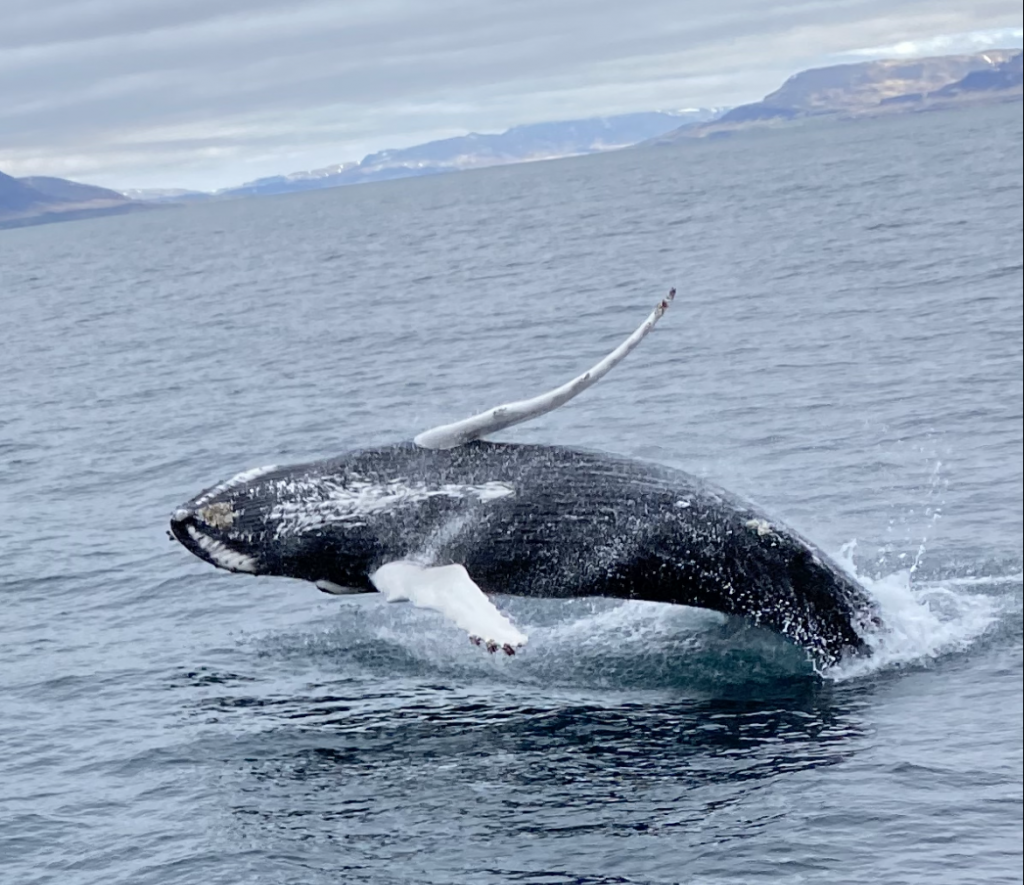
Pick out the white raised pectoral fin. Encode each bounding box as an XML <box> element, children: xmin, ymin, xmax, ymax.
<box><xmin>414</xmin><ymin>288</ymin><xmax>675</xmax><ymax>450</ymax></box>
<box><xmin>369</xmin><ymin>561</ymin><xmax>527</xmax><ymax>654</ymax></box>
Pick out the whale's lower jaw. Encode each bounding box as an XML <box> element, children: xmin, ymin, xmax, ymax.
<box><xmin>170</xmin><ymin>441</ymin><xmax>879</xmax><ymax>667</ymax></box>
<box><xmin>170</xmin><ymin>514</ymin><xmax>258</xmax><ymax>575</ymax></box>
<box><xmin>187</xmin><ymin>526</ymin><xmax>258</xmax><ymax>573</ymax></box>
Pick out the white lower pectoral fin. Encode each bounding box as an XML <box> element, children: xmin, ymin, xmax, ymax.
<box><xmin>414</xmin><ymin>288</ymin><xmax>675</xmax><ymax>449</ymax></box>
<box><xmin>369</xmin><ymin>561</ymin><xmax>527</xmax><ymax>654</ymax></box>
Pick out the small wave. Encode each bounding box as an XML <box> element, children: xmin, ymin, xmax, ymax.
<box><xmin>921</xmin><ymin>572</ymin><xmax>1024</xmax><ymax>589</ymax></box>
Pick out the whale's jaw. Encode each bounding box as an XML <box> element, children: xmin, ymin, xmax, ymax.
<box><xmin>169</xmin><ymin>507</ymin><xmax>259</xmax><ymax>575</ymax></box>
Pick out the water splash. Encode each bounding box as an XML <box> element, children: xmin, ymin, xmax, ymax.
<box><xmin>830</xmin><ymin>541</ymin><xmax>1008</xmax><ymax>681</ymax></box>
<box><xmin>909</xmin><ymin>459</ymin><xmax>945</xmax><ymax>578</ymax></box>
<box><xmin>876</xmin><ymin>457</ymin><xmax>950</xmax><ymax>575</ymax></box>
<box><xmin>254</xmin><ymin>592</ymin><xmax>820</xmax><ymax>694</ymax></box>
<box><xmin>251</xmin><ymin>551</ymin><xmax>1017</xmax><ymax>693</ymax></box>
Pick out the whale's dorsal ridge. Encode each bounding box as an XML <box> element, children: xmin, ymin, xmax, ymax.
<box><xmin>414</xmin><ymin>288</ymin><xmax>675</xmax><ymax>450</ymax></box>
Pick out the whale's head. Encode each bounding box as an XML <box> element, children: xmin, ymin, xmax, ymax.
<box><xmin>169</xmin><ymin>461</ymin><xmax>387</xmax><ymax>591</ymax></box>
<box><xmin>169</xmin><ymin>465</ymin><xmax>283</xmax><ymax>576</ymax></box>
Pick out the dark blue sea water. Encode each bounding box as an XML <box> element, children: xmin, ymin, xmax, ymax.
<box><xmin>1</xmin><ymin>101</ymin><xmax>1022</xmax><ymax>885</ymax></box>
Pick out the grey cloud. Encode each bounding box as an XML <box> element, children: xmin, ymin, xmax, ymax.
<box><xmin>1</xmin><ymin>0</ymin><xmax>1020</xmax><ymax>188</ymax></box>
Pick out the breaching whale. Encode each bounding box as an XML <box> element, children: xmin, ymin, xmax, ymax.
<box><xmin>170</xmin><ymin>290</ymin><xmax>879</xmax><ymax>667</ymax></box>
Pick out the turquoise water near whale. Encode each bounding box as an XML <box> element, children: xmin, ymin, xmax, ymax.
<box><xmin>1</xmin><ymin>100</ymin><xmax>1021</xmax><ymax>884</ymax></box>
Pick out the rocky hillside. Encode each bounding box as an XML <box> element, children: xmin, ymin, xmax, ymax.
<box><xmin>1</xmin><ymin>171</ymin><xmax>160</xmax><ymax>230</ymax></box>
<box><xmin>652</xmin><ymin>50</ymin><xmax>1022</xmax><ymax>141</ymax></box>
<box><xmin>930</xmin><ymin>51</ymin><xmax>1023</xmax><ymax>97</ymax></box>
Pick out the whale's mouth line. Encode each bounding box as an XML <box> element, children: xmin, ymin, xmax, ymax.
<box><xmin>169</xmin><ymin>511</ymin><xmax>198</xmax><ymax>551</ymax></box>
<box><xmin>170</xmin><ymin>511</ymin><xmax>258</xmax><ymax>574</ymax></box>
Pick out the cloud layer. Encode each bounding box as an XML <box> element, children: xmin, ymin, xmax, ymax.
<box><xmin>1</xmin><ymin>0</ymin><xmax>1021</xmax><ymax>189</ymax></box>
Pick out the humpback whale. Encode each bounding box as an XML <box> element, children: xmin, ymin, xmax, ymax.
<box><xmin>170</xmin><ymin>290</ymin><xmax>879</xmax><ymax>667</ymax></box>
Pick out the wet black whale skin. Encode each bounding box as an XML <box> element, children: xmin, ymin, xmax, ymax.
<box><xmin>172</xmin><ymin>441</ymin><xmax>878</xmax><ymax>666</ymax></box>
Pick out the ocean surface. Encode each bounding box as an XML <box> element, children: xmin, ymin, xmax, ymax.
<box><xmin>1</xmin><ymin>100</ymin><xmax>1021</xmax><ymax>885</ymax></box>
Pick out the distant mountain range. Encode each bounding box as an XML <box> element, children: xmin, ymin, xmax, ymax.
<box><xmin>2</xmin><ymin>49</ymin><xmax>1021</xmax><ymax>231</ymax></box>
<box><xmin>649</xmin><ymin>50</ymin><xmax>1022</xmax><ymax>142</ymax></box>
<box><xmin>0</xmin><ymin>172</ymin><xmax>162</xmax><ymax>230</ymax></box>
<box><xmin>127</xmin><ymin>110</ymin><xmax>725</xmax><ymax>202</ymax></box>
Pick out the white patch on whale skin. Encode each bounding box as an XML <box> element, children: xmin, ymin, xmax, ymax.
<box><xmin>268</xmin><ymin>477</ymin><xmax>515</xmax><ymax>539</ymax></box>
<box><xmin>187</xmin><ymin>525</ymin><xmax>257</xmax><ymax>573</ymax></box>
<box><xmin>473</xmin><ymin>482</ymin><xmax>517</xmax><ymax>502</ymax></box>
<box><xmin>194</xmin><ymin>464</ymin><xmax>279</xmax><ymax>507</ymax></box>
<box><xmin>370</xmin><ymin>561</ymin><xmax>527</xmax><ymax>653</ymax></box>
<box><xmin>410</xmin><ymin>511</ymin><xmax>475</xmax><ymax>569</ymax></box>
<box><xmin>745</xmin><ymin>518</ymin><xmax>775</xmax><ymax>538</ymax></box>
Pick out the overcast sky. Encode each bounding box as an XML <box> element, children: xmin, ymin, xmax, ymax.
<box><xmin>1</xmin><ymin>1</ymin><xmax>1021</xmax><ymax>191</ymax></box>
